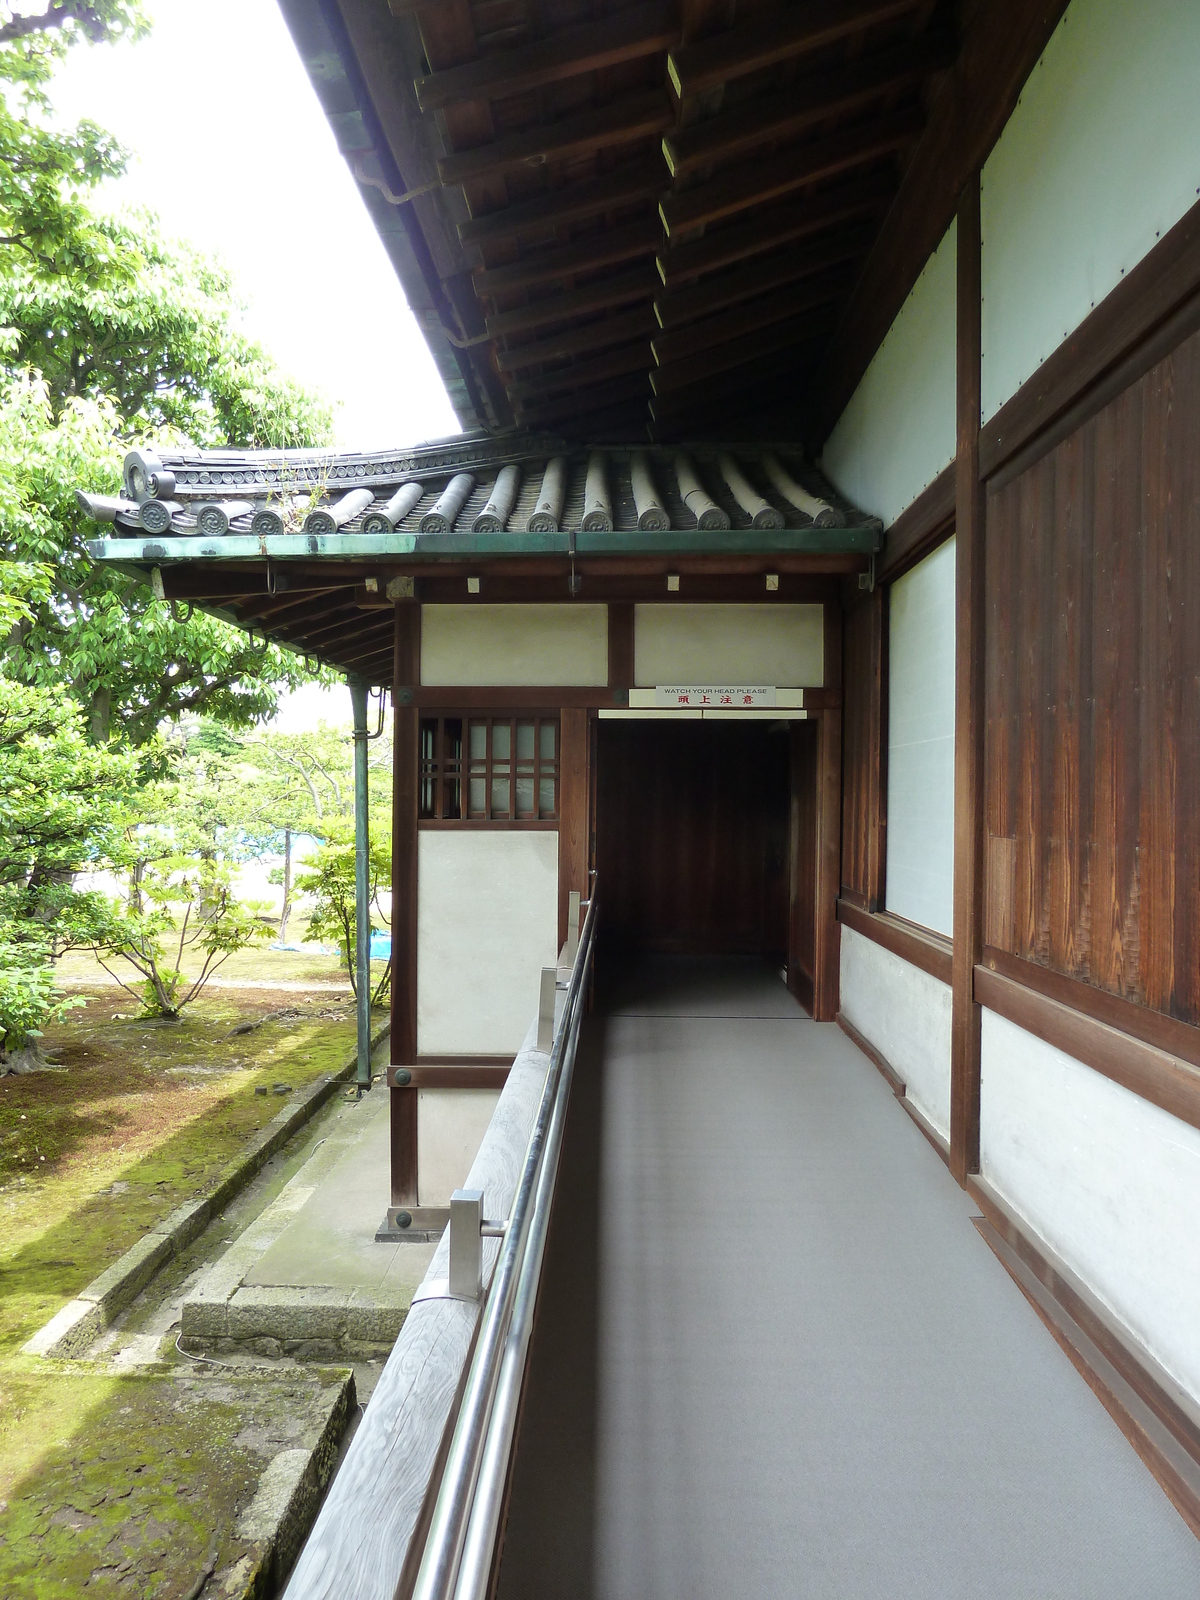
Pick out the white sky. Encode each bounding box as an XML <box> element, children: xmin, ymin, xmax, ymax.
<box><xmin>48</xmin><ymin>0</ymin><xmax>460</xmax><ymax>450</ymax></box>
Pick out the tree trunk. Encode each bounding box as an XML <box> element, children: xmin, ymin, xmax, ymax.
<box><xmin>88</xmin><ymin>684</ymin><xmax>112</xmax><ymax>744</ymax></box>
<box><xmin>279</xmin><ymin>827</ymin><xmax>293</xmax><ymax>942</ymax></box>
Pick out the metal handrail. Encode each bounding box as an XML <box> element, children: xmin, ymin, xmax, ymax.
<box><xmin>410</xmin><ymin>888</ymin><xmax>599</xmax><ymax>1600</ymax></box>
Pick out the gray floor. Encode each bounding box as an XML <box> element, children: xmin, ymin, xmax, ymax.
<box><xmin>497</xmin><ymin>958</ymin><xmax>1200</xmax><ymax>1600</ymax></box>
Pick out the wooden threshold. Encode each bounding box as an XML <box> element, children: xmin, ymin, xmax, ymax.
<box><xmin>969</xmin><ymin>1177</ymin><xmax>1200</xmax><ymax>1542</ymax></box>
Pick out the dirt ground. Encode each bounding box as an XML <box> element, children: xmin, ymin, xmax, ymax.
<box><xmin>0</xmin><ymin>935</ymin><xmax>384</xmax><ymax>1596</ymax></box>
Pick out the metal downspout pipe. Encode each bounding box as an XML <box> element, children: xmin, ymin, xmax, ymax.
<box><xmin>348</xmin><ymin>675</ymin><xmax>372</xmax><ymax>1094</ymax></box>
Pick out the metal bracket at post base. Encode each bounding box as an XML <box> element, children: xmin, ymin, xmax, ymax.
<box><xmin>375</xmin><ymin>1205</ymin><xmax>451</xmax><ymax>1243</ymax></box>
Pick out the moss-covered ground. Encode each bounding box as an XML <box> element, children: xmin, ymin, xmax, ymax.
<box><xmin>0</xmin><ymin>939</ymin><xmax>375</xmax><ymax>1595</ymax></box>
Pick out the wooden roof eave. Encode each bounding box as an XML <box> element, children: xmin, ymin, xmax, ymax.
<box><xmin>85</xmin><ymin>523</ymin><xmax>882</xmax><ymax>573</ymax></box>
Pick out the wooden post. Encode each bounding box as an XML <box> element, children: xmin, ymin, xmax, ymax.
<box><xmin>391</xmin><ymin>604</ymin><xmax>420</xmax><ymax>1209</ymax></box>
<box><xmin>558</xmin><ymin>708</ymin><xmax>590</xmax><ymax>950</ymax></box>
<box><xmin>812</xmin><ymin>709</ymin><xmax>843</xmax><ymax>1021</ymax></box>
<box><xmin>950</xmin><ymin>173</ymin><xmax>985</xmax><ymax>1187</ymax></box>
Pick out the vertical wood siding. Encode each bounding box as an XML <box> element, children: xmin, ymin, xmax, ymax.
<box><xmin>985</xmin><ymin>328</ymin><xmax>1200</xmax><ymax>1025</ymax></box>
<box><xmin>840</xmin><ymin>589</ymin><xmax>886</xmax><ymax>907</ymax></box>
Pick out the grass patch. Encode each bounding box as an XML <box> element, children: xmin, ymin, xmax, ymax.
<box><xmin>0</xmin><ymin>960</ymin><xmax>377</xmax><ymax>1510</ymax></box>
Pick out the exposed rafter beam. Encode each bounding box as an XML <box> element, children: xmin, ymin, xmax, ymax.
<box><xmin>666</xmin><ymin>0</ymin><xmax>928</xmax><ymax>100</ymax></box>
<box><xmin>656</xmin><ymin>171</ymin><xmax>894</xmax><ymax>286</ymax></box>
<box><xmin>507</xmin><ymin>340</ymin><xmax>652</xmax><ymax>403</ymax></box>
<box><xmin>414</xmin><ymin>2</ymin><xmax>678</xmax><ymax>111</ymax></box>
<box><xmin>485</xmin><ymin>266</ymin><xmax>659</xmax><ymax>338</ymax></box>
<box><xmin>655</xmin><ymin>223</ymin><xmax>875</xmax><ymax>329</ymax></box>
<box><xmin>473</xmin><ymin>215</ymin><xmax>661</xmax><ymax>296</ymax></box>
<box><xmin>517</xmin><ymin>372</ymin><xmax>652</xmax><ymax>429</ymax></box>
<box><xmin>495</xmin><ymin>305</ymin><xmax>657</xmax><ymax>371</ymax></box>
<box><xmin>650</xmin><ymin>308</ymin><xmax>833</xmax><ymax>394</ymax></box>
<box><xmin>662</xmin><ymin>32</ymin><xmax>954</xmax><ymax>177</ymax></box>
<box><xmin>437</xmin><ymin>90</ymin><xmax>673</xmax><ymax>188</ymax></box>
<box><xmin>458</xmin><ymin>158</ymin><xmax>663</xmax><ymax>247</ymax></box>
<box><xmin>659</xmin><ymin>108</ymin><xmax>922</xmax><ymax>235</ymax></box>
<box><xmin>651</xmin><ymin>272</ymin><xmax>845</xmax><ymax>367</ymax></box>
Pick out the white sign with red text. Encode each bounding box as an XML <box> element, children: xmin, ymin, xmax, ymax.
<box><xmin>653</xmin><ymin>685</ymin><xmax>776</xmax><ymax>708</ymax></box>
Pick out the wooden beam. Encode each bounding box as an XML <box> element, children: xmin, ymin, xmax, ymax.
<box><xmin>657</xmin><ymin>171</ymin><xmax>893</xmax><ymax>286</ymax></box>
<box><xmin>655</xmin><ymin>231</ymin><xmax>872</xmax><ymax>329</ymax></box>
<box><xmin>836</xmin><ymin>899</ymin><xmax>952</xmax><ymax>986</ymax></box>
<box><xmin>458</xmin><ymin>157</ymin><xmax>663</xmax><ymax>246</ymax></box>
<box><xmin>390</xmin><ymin>606</ymin><xmax>420</xmax><ymax>1208</ymax></box>
<box><xmin>516</xmin><ymin>372</ymin><xmax>651</xmax><ymax>429</ymax></box>
<box><xmin>816</xmin><ymin>0</ymin><xmax>1074</xmax><ymax>436</ymax></box>
<box><xmin>648</xmin><ymin>334</ymin><xmax>826</xmax><ymax>416</ymax></box>
<box><xmin>415</xmin><ymin>2</ymin><xmax>678</xmax><ymax>111</ymax></box>
<box><xmin>663</xmin><ymin>32</ymin><xmax>954</xmax><ymax>178</ymax></box>
<box><xmin>659</xmin><ymin>108</ymin><xmax>923</xmax><ymax>235</ymax></box>
<box><xmin>813</xmin><ymin>705</ymin><xmax>843</xmax><ymax>1020</ymax></box>
<box><xmin>473</xmin><ymin>215</ymin><xmax>661</xmax><ymax>296</ymax></box>
<box><xmin>950</xmin><ymin>174</ymin><xmax>983</xmax><ymax>1188</ymax></box>
<box><xmin>878</xmin><ymin>461</ymin><xmax>955</xmax><ymax>582</ymax></box>
<box><xmin>558</xmin><ymin>709</ymin><xmax>591</xmax><ymax>950</ymax></box>
<box><xmin>486</xmin><ymin>266</ymin><xmax>658</xmax><ymax>339</ymax></box>
<box><xmin>438</xmin><ymin>90</ymin><xmax>673</xmax><ymax>189</ymax></box>
<box><xmin>667</xmin><ymin>0</ymin><xmax>927</xmax><ymax>100</ymax></box>
<box><xmin>507</xmin><ymin>340</ymin><xmax>650</xmax><ymax>402</ymax></box>
<box><xmin>652</xmin><ymin>270</ymin><xmax>843</xmax><ymax>366</ymax></box>
<box><xmin>495</xmin><ymin>304</ymin><xmax>657</xmax><ymax>371</ymax></box>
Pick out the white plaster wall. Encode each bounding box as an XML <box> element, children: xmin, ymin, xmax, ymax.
<box><xmin>417</xmin><ymin>1087</ymin><xmax>503</xmax><ymax>1208</ymax></box>
<box><xmin>885</xmin><ymin>538</ymin><xmax>955</xmax><ymax>937</ymax></box>
<box><xmin>822</xmin><ymin>219</ymin><xmax>957</xmax><ymax>526</ymax></box>
<box><xmin>417</xmin><ymin>831</ymin><xmax>559</xmax><ymax>1054</ymax></box>
<box><xmin>633</xmin><ymin>603</ymin><xmax>823</xmax><ymax>687</ymax></box>
<box><xmin>839</xmin><ymin>925</ymin><xmax>952</xmax><ymax>1138</ymax></box>
<box><xmin>981</xmin><ymin>0</ymin><xmax>1200</xmax><ymax>422</ymax></box>
<box><xmin>980</xmin><ymin>1009</ymin><xmax>1200</xmax><ymax>1404</ymax></box>
<box><xmin>421</xmin><ymin>603</ymin><xmax>608</xmax><ymax>685</ymax></box>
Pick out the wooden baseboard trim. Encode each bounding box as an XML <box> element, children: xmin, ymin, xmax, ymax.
<box><xmin>980</xmin><ymin>947</ymin><xmax>1200</xmax><ymax>1072</ymax></box>
<box><xmin>974</xmin><ymin>967</ymin><xmax>1200</xmax><ymax>1136</ymax></box>
<box><xmin>836</xmin><ymin>1012</ymin><xmax>951</xmax><ymax>1168</ymax></box>
<box><xmin>836</xmin><ymin>898</ymin><xmax>953</xmax><ymax>986</ymax></box>
<box><xmin>878</xmin><ymin>462</ymin><xmax>955</xmax><ymax>583</ymax></box>
<box><xmin>969</xmin><ymin>1176</ymin><xmax>1200</xmax><ymax>1540</ymax></box>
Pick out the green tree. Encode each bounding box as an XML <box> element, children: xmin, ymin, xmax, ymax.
<box><xmin>0</xmin><ymin>665</ymin><xmax>140</xmax><ymax>1060</ymax></box>
<box><xmin>295</xmin><ymin>817</ymin><xmax>392</xmax><ymax>1007</ymax></box>
<box><xmin>0</xmin><ymin>5</ymin><xmax>334</xmax><ymax>744</ymax></box>
<box><xmin>0</xmin><ymin>1</ymin><xmax>147</xmax><ymax>281</ymax></box>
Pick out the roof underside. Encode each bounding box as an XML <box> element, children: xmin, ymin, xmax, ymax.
<box><xmin>84</xmin><ymin>434</ymin><xmax>881</xmax><ymax>683</ymax></box>
<box><xmin>278</xmin><ymin>0</ymin><xmax>961</xmax><ymax>441</ymax></box>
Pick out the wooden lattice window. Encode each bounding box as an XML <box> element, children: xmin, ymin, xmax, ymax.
<box><xmin>419</xmin><ymin>716</ymin><xmax>559</xmax><ymax>824</ymax></box>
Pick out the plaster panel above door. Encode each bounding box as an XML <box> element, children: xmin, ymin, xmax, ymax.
<box><xmin>633</xmin><ymin>603</ymin><xmax>823</xmax><ymax>688</ymax></box>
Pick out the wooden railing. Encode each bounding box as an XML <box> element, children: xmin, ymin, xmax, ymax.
<box><xmin>285</xmin><ymin>889</ymin><xmax>598</xmax><ymax>1600</ymax></box>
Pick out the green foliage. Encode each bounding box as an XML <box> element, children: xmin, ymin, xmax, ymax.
<box><xmin>295</xmin><ymin>816</ymin><xmax>391</xmax><ymax>1005</ymax></box>
<box><xmin>0</xmin><ymin>8</ymin><xmax>334</xmax><ymax>743</ymax></box>
<box><xmin>1</xmin><ymin>212</ymin><xmax>333</xmax><ymax>445</ymax></box>
<box><xmin>0</xmin><ymin>371</ymin><xmax>320</xmax><ymax>743</ymax></box>
<box><xmin>0</xmin><ymin>2</ymin><xmax>147</xmax><ymax>281</ymax></box>
<box><xmin>82</xmin><ymin>860</ymin><xmax>271</xmax><ymax>1019</ymax></box>
<box><xmin>0</xmin><ymin>673</ymin><xmax>137</xmax><ymax>1049</ymax></box>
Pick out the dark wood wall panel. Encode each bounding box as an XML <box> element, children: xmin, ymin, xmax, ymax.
<box><xmin>985</xmin><ymin>328</ymin><xmax>1200</xmax><ymax>1026</ymax></box>
<box><xmin>788</xmin><ymin>720</ymin><xmax>818</xmax><ymax>1010</ymax></box>
<box><xmin>596</xmin><ymin>720</ymin><xmax>790</xmax><ymax>958</ymax></box>
<box><xmin>840</xmin><ymin>588</ymin><xmax>886</xmax><ymax>907</ymax></box>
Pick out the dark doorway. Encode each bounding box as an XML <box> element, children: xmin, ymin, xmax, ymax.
<box><xmin>595</xmin><ymin>718</ymin><xmax>801</xmax><ymax>973</ymax></box>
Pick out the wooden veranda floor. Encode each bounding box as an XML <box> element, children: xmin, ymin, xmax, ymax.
<box><xmin>495</xmin><ymin>958</ymin><xmax>1200</xmax><ymax>1599</ymax></box>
